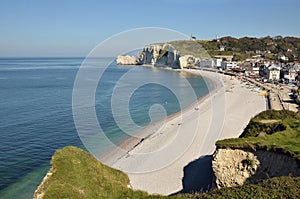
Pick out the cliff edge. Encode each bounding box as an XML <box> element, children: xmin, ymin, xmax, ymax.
<box><xmin>33</xmin><ymin>110</ymin><xmax>300</xmax><ymax>198</ymax></box>
<box><xmin>212</xmin><ymin>110</ymin><xmax>300</xmax><ymax>189</ymax></box>
<box><xmin>32</xmin><ymin>146</ymin><xmax>152</xmax><ymax>199</ymax></box>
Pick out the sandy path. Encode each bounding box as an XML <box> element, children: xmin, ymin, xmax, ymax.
<box><xmin>106</xmin><ymin>69</ymin><xmax>266</xmax><ymax>195</ymax></box>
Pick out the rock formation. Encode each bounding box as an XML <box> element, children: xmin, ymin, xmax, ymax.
<box><xmin>116</xmin><ymin>55</ymin><xmax>141</xmax><ymax>65</ymax></box>
<box><xmin>212</xmin><ymin>148</ymin><xmax>259</xmax><ymax>188</ymax></box>
<box><xmin>179</xmin><ymin>55</ymin><xmax>200</xmax><ymax>68</ymax></box>
<box><xmin>212</xmin><ymin>148</ymin><xmax>300</xmax><ymax>189</ymax></box>
<box><xmin>139</xmin><ymin>43</ymin><xmax>181</xmax><ymax>68</ymax></box>
<box><xmin>115</xmin><ymin>41</ymin><xmax>213</xmax><ymax>69</ymax></box>
<box><xmin>33</xmin><ymin>169</ymin><xmax>54</xmax><ymax>199</ymax></box>
<box><xmin>115</xmin><ymin>39</ymin><xmax>218</xmax><ymax>69</ymax></box>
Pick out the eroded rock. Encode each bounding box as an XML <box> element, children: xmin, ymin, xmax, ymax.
<box><xmin>212</xmin><ymin>148</ymin><xmax>300</xmax><ymax>189</ymax></box>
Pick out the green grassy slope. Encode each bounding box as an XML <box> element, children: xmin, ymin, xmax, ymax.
<box><xmin>169</xmin><ymin>40</ymin><xmax>211</xmax><ymax>59</ymax></box>
<box><xmin>36</xmin><ymin>146</ymin><xmax>163</xmax><ymax>199</ymax></box>
<box><xmin>189</xmin><ymin>176</ymin><xmax>300</xmax><ymax>199</ymax></box>
<box><xmin>216</xmin><ymin>110</ymin><xmax>300</xmax><ymax>160</ymax></box>
<box><xmin>37</xmin><ymin>110</ymin><xmax>300</xmax><ymax>198</ymax></box>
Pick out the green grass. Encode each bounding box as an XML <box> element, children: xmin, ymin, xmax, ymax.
<box><xmin>216</xmin><ymin>110</ymin><xmax>300</xmax><ymax>160</ymax></box>
<box><xmin>186</xmin><ymin>176</ymin><xmax>300</xmax><ymax>199</ymax></box>
<box><xmin>38</xmin><ymin>146</ymin><xmax>164</xmax><ymax>199</ymax></box>
<box><xmin>168</xmin><ymin>40</ymin><xmax>211</xmax><ymax>59</ymax></box>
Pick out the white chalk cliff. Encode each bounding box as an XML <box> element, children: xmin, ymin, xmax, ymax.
<box><xmin>139</xmin><ymin>43</ymin><xmax>181</xmax><ymax>68</ymax></box>
<box><xmin>179</xmin><ymin>55</ymin><xmax>201</xmax><ymax>68</ymax></box>
<box><xmin>116</xmin><ymin>43</ymin><xmax>200</xmax><ymax>69</ymax></box>
<box><xmin>116</xmin><ymin>40</ymin><xmax>214</xmax><ymax>68</ymax></box>
<box><xmin>212</xmin><ymin>148</ymin><xmax>300</xmax><ymax>189</ymax></box>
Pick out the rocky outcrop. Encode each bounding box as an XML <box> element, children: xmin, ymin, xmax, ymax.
<box><xmin>116</xmin><ymin>41</ymin><xmax>213</xmax><ymax>69</ymax></box>
<box><xmin>139</xmin><ymin>43</ymin><xmax>181</xmax><ymax>68</ymax></box>
<box><xmin>179</xmin><ymin>55</ymin><xmax>200</xmax><ymax>68</ymax></box>
<box><xmin>212</xmin><ymin>149</ymin><xmax>259</xmax><ymax>188</ymax></box>
<box><xmin>138</xmin><ymin>43</ymin><xmax>214</xmax><ymax>69</ymax></box>
<box><xmin>116</xmin><ymin>55</ymin><xmax>141</xmax><ymax>65</ymax></box>
<box><xmin>33</xmin><ymin>168</ymin><xmax>54</xmax><ymax>199</ymax></box>
<box><xmin>212</xmin><ymin>148</ymin><xmax>300</xmax><ymax>189</ymax></box>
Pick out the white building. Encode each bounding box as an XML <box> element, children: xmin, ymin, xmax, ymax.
<box><xmin>278</xmin><ymin>55</ymin><xmax>289</xmax><ymax>61</ymax></box>
<box><xmin>268</xmin><ymin>65</ymin><xmax>281</xmax><ymax>80</ymax></box>
<box><xmin>190</xmin><ymin>35</ymin><xmax>196</xmax><ymax>41</ymax></box>
<box><xmin>199</xmin><ymin>59</ymin><xmax>215</xmax><ymax>68</ymax></box>
<box><xmin>197</xmin><ymin>58</ymin><xmax>222</xmax><ymax>68</ymax></box>
<box><xmin>215</xmin><ymin>58</ymin><xmax>222</xmax><ymax>68</ymax></box>
<box><xmin>245</xmin><ymin>67</ymin><xmax>260</xmax><ymax>77</ymax></box>
<box><xmin>221</xmin><ymin>61</ymin><xmax>238</xmax><ymax>70</ymax></box>
<box><xmin>219</xmin><ymin>45</ymin><xmax>225</xmax><ymax>51</ymax></box>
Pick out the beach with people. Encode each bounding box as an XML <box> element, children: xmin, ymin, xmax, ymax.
<box><xmin>102</xmin><ymin>69</ymin><xmax>266</xmax><ymax>195</ymax></box>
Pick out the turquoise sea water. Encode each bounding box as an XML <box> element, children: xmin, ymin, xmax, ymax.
<box><xmin>0</xmin><ymin>58</ymin><xmax>210</xmax><ymax>198</ymax></box>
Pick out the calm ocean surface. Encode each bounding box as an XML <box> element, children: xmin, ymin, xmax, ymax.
<box><xmin>0</xmin><ymin>58</ymin><xmax>210</xmax><ymax>199</ymax></box>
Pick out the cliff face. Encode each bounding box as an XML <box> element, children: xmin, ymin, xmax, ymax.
<box><xmin>139</xmin><ymin>44</ymin><xmax>181</xmax><ymax>69</ymax></box>
<box><xmin>212</xmin><ymin>148</ymin><xmax>300</xmax><ymax>189</ymax></box>
<box><xmin>116</xmin><ymin>40</ymin><xmax>211</xmax><ymax>68</ymax></box>
<box><xmin>33</xmin><ymin>169</ymin><xmax>54</xmax><ymax>199</ymax></box>
<box><xmin>179</xmin><ymin>55</ymin><xmax>201</xmax><ymax>68</ymax></box>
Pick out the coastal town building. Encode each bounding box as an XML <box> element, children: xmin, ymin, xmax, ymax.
<box><xmin>199</xmin><ymin>59</ymin><xmax>214</xmax><ymax>68</ymax></box>
<box><xmin>197</xmin><ymin>58</ymin><xmax>221</xmax><ymax>68</ymax></box>
<box><xmin>278</xmin><ymin>55</ymin><xmax>289</xmax><ymax>61</ymax></box>
<box><xmin>245</xmin><ymin>66</ymin><xmax>260</xmax><ymax>77</ymax></box>
<box><xmin>259</xmin><ymin>65</ymin><xmax>269</xmax><ymax>78</ymax></box>
<box><xmin>236</xmin><ymin>60</ymin><xmax>300</xmax><ymax>84</ymax></box>
<box><xmin>219</xmin><ymin>45</ymin><xmax>225</xmax><ymax>51</ymax></box>
<box><xmin>190</xmin><ymin>35</ymin><xmax>197</xmax><ymax>41</ymax></box>
<box><xmin>268</xmin><ymin>65</ymin><xmax>281</xmax><ymax>80</ymax></box>
<box><xmin>283</xmin><ymin>70</ymin><xmax>296</xmax><ymax>82</ymax></box>
<box><xmin>244</xmin><ymin>59</ymin><xmax>259</xmax><ymax>66</ymax></box>
<box><xmin>214</xmin><ymin>55</ymin><xmax>233</xmax><ymax>62</ymax></box>
<box><xmin>281</xmin><ymin>64</ymin><xmax>299</xmax><ymax>83</ymax></box>
<box><xmin>221</xmin><ymin>61</ymin><xmax>238</xmax><ymax>70</ymax></box>
<box><xmin>215</xmin><ymin>58</ymin><xmax>222</xmax><ymax>68</ymax></box>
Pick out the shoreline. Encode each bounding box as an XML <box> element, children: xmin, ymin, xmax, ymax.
<box><xmin>103</xmin><ymin>68</ymin><xmax>266</xmax><ymax>195</ymax></box>
<box><xmin>30</xmin><ymin>66</ymin><xmax>268</xmax><ymax>196</ymax></box>
<box><xmin>101</xmin><ymin>68</ymin><xmax>221</xmax><ymax>166</ymax></box>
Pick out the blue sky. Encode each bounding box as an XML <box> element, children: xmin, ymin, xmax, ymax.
<box><xmin>0</xmin><ymin>0</ymin><xmax>299</xmax><ymax>57</ymax></box>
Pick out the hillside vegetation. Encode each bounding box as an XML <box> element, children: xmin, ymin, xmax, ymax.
<box><xmin>216</xmin><ymin>110</ymin><xmax>300</xmax><ymax>160</ymax></box>
<box><xmin>197</xmin><ymin>36</ymin><xmax>300</xmax><ymax>62</ymax></box>
<box><xmin>169</xmin><ymin>40</ymin><xmax>211</xmax><ymax>59</ymax></box>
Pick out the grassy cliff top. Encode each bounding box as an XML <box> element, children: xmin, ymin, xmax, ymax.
<box><xmin>36</xmin><ymin>145</ymin><xmax>300</xmax><ymax>198</ymax></box>
<box><xmin>152</xmin><ymin>40</ymin><xmax>211</xmax><ymax>59</ymax></box>
<box><xmin>169</xmin><ymin>40</ymin><xmax>211</xmax><ymax>59</ymax></box>
<box><xmin>36</xmin><ymin>110</ymin><xmax>300</xmax><ymax>198</ymax></box>
<box><xmin>216</xmin><ymin>110</ymin><xmax>300</xmax><ymax>160</ymax></box>
<box><xmin>34</xmin><ymin>146</ymin><xmax>162</xmax><ymax>199</ymax></box>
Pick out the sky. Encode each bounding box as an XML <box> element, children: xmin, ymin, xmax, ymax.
<box><xmin>0</xmin><ymin>0</ymin><xmax>299</xmax><ymax>57</ymax></box>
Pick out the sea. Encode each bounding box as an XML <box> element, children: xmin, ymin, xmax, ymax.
<box><xmin>0</xmin><ymin>58</ymin><xmax>211</xmax><ymax>199</ymax></box>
